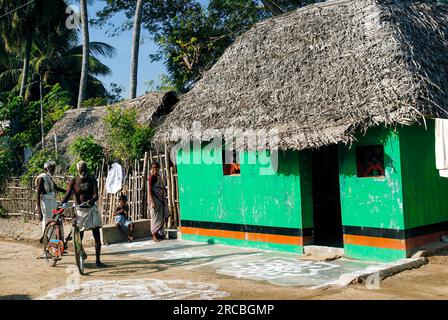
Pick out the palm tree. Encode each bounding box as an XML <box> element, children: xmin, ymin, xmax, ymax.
<box><xmin>77</xmin><ymin>0</ymin><xmax>89</xmax><ymax>108</ymax></box>
<box><xmin>0</xmin><ymin>37</ymin><xmax>116</xmax><ymax>104</ymax></box>
<box><xmin>129</xmin><ymin>0</ymin><xmax>145</xmax><ymax>99</ymax></box>
<box><xmin>0</xmin><ymin>0</ymin><xmax>72</xmax><ymax>97</ymax></box>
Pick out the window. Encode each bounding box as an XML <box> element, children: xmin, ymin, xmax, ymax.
<box><xmin>356</xmin><ymin>145</ymin><xmax>385</xmax><ymax>178</ymax></box>
<box><xmin>222</xmin><ymin>149</ymin><xmax>240</xmax><ymax>176</ymax></box>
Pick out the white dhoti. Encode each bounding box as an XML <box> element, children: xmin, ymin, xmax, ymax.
<box><xmin>40</xmin><ymin>192</ymin><xmax>57</xmax><ymax>232</ymax></box>
<box><xmin>76</xmin><ymin>204</ymin><xmax>102</xmax><ymax>232</ymax></box>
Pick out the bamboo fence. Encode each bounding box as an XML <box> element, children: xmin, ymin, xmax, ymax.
<box><xmin>0</xmin><ymin>147</ymin><xmax>180</xmax><ymax>228</ymax></box>
<box><xmin>98</xmin><ymin>148</ymin><xmax>180</xmax><ymax>228</ymax></box>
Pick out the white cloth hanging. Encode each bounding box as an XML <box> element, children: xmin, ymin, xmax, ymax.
<box><xmin>106</xmin><ymin>163</ymin><xmax>123</xmax><ymax>194</ymax></box>
<box><xmin>435</xmin><ymin>118</ymin><xmax>448</xmax><ymax>178</ymax></box>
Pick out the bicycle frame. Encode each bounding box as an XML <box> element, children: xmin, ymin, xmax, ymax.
<box><xmin>44</xmin><ymin>203</ymin><xmax>89</xmax><ymax>274</ymax></box>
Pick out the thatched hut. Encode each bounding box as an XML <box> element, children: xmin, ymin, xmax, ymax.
<box><xmin>155</xmin><ymin>0</ymin><xmax>448</xmax><ymax>262</ymax></box>
<box><xmin>45</xmin><ymin>91</ymin><xmax>178</xmax><ymax>162</ymax></box>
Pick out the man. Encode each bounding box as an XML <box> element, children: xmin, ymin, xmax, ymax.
<box><xmin>61</xmin><ymin>161</ymin><xmax>105</xmax><ymax>267</ymax></box>
<box><xmin>36</xmin><ymin>161</ymin><xmax>65</xmax><ymax>243</ymax></box>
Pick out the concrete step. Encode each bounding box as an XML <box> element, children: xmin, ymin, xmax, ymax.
<box><xmin>304</xmin><ymin>245</ymin><xmax>344</xmax><ymax>259</ymax></box>
<box><xmin>164</xmin><ymin>229</ymin><xmax>180</xmax><ymax>240</ymax></box>
<box><xmin>101</xmin><ymin>219</ymin><xmax>151</xmax><ymax>245</ymax></box>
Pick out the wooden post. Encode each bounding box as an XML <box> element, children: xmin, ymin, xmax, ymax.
<box><xmin>169</xmin><ymin>166</ymin><xmax>176</xmax><ymax>228</ymax></box>
<box><xmin>142</xmin><ymin>152</ymin><xmax>148</xmax><ymax>219</ymax></box>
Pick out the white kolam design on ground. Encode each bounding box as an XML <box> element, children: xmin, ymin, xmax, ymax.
<box><xmin>38</xmin><ymin>278</ymin><xmax>230</xmax><ymax>300</ymax></box>
<box><xmin>217</xmin><ymin>258</ymin><xmax>340</xmax><ymax>280</ymax></box>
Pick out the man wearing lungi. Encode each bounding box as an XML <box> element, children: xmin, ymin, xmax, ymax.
<box><xmin>61</xmin><ymin>161</ymin><xmax>105</xmax><ymax>267</ymax></box>
<box><xmin>36</xmin><ymin>161</ymin><xmax>66</xmax><ymax>243</ymax></box>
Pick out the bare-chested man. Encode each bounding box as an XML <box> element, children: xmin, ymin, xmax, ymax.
<box><xmin>61</xmin><ymin>161</ymin><xmax>105</xmax><ymax>267</ymax></box>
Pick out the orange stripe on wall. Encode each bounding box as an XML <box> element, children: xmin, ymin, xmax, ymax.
<box><xmin>343</xmin><ymin>234</ymin><xmax>406</xmax><ymax>250</ymax></box>
<box><xmin>180</xmin><ymin>226</ymin><xmax>304</xmax><ymax>246</ymax></box>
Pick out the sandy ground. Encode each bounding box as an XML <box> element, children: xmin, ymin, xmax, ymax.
<box><xmin>0</xmin><ymin>216</ymin><xmax>96</xmax><ymax>246</ymax></box>
<box><xmin>1</xmin><ymin>217</ymin><xmax>448</xmax><ymax>300</ymax></box>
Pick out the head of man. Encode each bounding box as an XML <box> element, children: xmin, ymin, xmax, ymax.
<box><xmin>76</xmin><ymin>161</ymin><xmax>88</xmax><ymax>178</ymax></box>
<box><xmin>44</xmin><ymin>161</ymin><xmax>56</xmax><ymax>175</ymax></box>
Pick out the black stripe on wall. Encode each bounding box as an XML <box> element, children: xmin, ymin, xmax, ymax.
<box><xmin>343</xmin><ymin>221</ymin><xmax>448</xmax><ymax>240</ymax></box>
<box><xmin>181</xmin><ymin>220</ymin><xmax>313</xmax><ymax>237</ymax></box>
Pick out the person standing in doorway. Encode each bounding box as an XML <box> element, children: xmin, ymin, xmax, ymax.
<box><xmin>147</xmin><ymin>162</ymin><xmax>168</xmax><ymax>242</ymax></box>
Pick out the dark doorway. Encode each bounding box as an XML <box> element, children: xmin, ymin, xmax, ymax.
<box><xmin>311</xmin><ymin>145</ymin><xmax>343</xmax><ymax>247</ymax></box>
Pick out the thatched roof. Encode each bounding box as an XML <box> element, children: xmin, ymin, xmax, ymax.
<box><xmin>45</xmin><ymin>91</ymin><xmax>178</xmax><ymax>158</ymax></box>
<box><xmin>155</xmin><ymin>0</ymin><xmax>448</xmax><ymax>150</ymax></box>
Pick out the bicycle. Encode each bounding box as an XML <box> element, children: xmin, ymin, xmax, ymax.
<box><xmin>42</xmin><ymin>203</ymin><xmax>89</xmax><ymax>275</ymax></box>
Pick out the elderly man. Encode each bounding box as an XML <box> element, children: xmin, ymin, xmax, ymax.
<box><xmin>61</xmin><ymin>161</ymin><xmax>105</xmax><ymax>267</ymax></box>
<box><xmin>36</xmin><ymin>161</ymin><xmax>65</xmax><ymax>243</ymax></box>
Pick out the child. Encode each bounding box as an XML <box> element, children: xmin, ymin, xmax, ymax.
<box><xmin>114</xmin><ymin>194</ymin><xmax>135</xmax><ymax>242</ymax></box>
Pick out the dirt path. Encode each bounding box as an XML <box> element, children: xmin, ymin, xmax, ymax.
<box><xmin>1</xmin><ymin>240</ymin><xmax>448</xmax><ymax>300</ymax></box>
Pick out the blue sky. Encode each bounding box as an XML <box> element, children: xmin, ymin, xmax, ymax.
<box><xmin>88</xmin><ymin>1</ymin><xmax>165</xmax><ymax>98</ymax></box>
<box><xmin>86</xmin><ymin>0</ymin><xmax>210</xmax><ymax>98</ymax></box>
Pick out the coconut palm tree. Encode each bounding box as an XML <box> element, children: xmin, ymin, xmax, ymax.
<box><xmin>0</xmin><ymin>0</ymin><xmax>71</xmax><ymax>97</ymax></box>
<box><xmin>77</xmin><ymin>0</ymin><xmax>89</xmax><ymax>108</ymax></box>
<box><xmin>0</xmin><ymin>36</ymin><xmax>116</xmax><ymax>105</ymax></box>
<box><xmin>129</xmin><ymin>0</ymin><xmax>145</xmax><ymax>99</ymax></box>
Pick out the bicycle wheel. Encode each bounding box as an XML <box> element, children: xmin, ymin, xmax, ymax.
<box><xmin>72</xmin><ymin>226</ymin><xmax>85</xmax><ymax>275</ymax></box>
<box><xmin>43</xmin><ymin>222</ymin><xmax>60</xmax><ymax>267</ymax></box>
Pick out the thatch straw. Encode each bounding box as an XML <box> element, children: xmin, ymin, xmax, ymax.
<box><xmin>154</xmin><ymin>0</ymin><xmax>448</xmax><ymax>150</ymax></box>
<box><xmin>45</xmin><ymin>91</ymin><xmax>178</xmax><ymax>159</ymax></box>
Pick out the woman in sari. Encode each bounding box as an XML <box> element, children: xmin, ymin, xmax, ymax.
<box><xmin>148</xmin><ymin>161</ymin><xmax>169</xmax><ymax>241</ymax></box>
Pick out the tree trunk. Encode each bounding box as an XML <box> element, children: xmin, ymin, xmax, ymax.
<box><xmin>260</xmin><ymin>0</ymin><xmax>285</xmax><ymax>16</ymax></box>
<box><xmin>77</xmin><ymin>0</ymin><xmax>90</xmax><ymax>108</ymax></box>
<box><xmin>19</xmin><ymin>28</ymin><xmax>32</xmax><ymax>98</ymax></box>
<box><xmin>129</xmin><ymin>0</ymin><xmax>144</xmax><ymax>99</ymax></box>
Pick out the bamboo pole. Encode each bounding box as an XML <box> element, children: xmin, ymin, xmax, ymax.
<box><xmin>164</xmin><ymin>145</ymin><xmax>173</xmax><ymax>228</ymax></box>
<box><xmin>169</xmin><ymin>166</ymin><xmax>176</xmax><ymax>228</ymax></box>
<box><xmin>142</xmin><ymin>152</ymin><xmax>148</xmax><ymax>219</ymax></box>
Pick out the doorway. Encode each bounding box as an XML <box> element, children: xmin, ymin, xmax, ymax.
<box><xmin>311</xmin><ymin>145</ymin><xmax>343</xmax><ymax>247</ymax></box>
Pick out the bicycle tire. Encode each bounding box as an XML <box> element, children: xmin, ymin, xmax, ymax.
<box><xmin>43</xmin><ymin>222</ymin><xmax>60</xmax><ymax>267</ymax></box>
<box><xmin>72</xmin><ymin>226</ymin><xmax>85</xmax><ymax>275</ymax></box>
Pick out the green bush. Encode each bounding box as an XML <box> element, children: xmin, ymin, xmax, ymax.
<box><xmin>0</xmin><ymin>137</ymin><xmax>16</xmax><ymax>184</ymax></box>
<box><xmin>0</xmin><ymin>205</ymin><xmax>8</xmax><ymax>218</ymax></box>
<box><xmin>21</xmin><ymin>149</ymin><xmax>61</xmax><ymax>184</ymax></box>
<box><xmin>9</xmin><ymin>84</ymin><xmax>70</xmax><ymax>149</ymax></box>
<box><xmin>68</xmin><ymin>135</ymin><xmax>104</xmax><ymax>175</ymax></box>
<box><xmin>104</xmin><ymin>106</ymin><xmax>154</xmax><ymax>164</ymax></box>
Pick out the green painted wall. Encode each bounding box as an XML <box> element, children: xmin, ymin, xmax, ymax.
<box><xmin>176</xmin><ymin>147</ymin><xmax>307</xmax><ymax>253</ymax></box>
<box><xmin>338</xmin><ymin>127</ymin><xmax>406</xmax><ymax>261</ymax></box>
<box><xmin>299</xmin><ymin>150</ymin><xmax>314</xmax><ymax>230</ymax></box>
<box><xmin>399</xmin><ymin>120</ymin><xmax>448</xmax><ymax>229</ymax></box>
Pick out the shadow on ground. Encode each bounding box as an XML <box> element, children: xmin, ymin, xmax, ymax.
<box><xmin>0</xmin><ymin>294</ymin><xmax>32</xmax><ymax>300</ymax></box>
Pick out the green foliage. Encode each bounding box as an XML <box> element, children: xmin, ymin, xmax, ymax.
<box><xmin>68</xmin><ymin>135</ymin><xmax>104</xmax><ymax>175</ymax></box>
<box><xmin>0</xmin><ymin>0</ymin><xmax>116</xmax><ymax>104</ymax></box>
<box><xmin>104</xmin><ymin>106</ymin><xmax>154</xmax><ymax>164</ymax></box>
<box><xmin>0</xmin><ymin>205</ymin><xmax>8</xmax><ymax>218</ymax></box>
<box><xmin>21</xmin><ymin>149</ymin><xmax>58</xmax><ymax>184</ymax></box>
<box><xmin>144</xmin><ymin>74</ymin><xmax>177</xmax><ymax>93</ymax></box>
<box><xmin>5</xmin><ymin>84</ymin><xmax>70</xmax><ymax>149</ymax></box>
<box><xmin>82</xmin><ymin>97</ymin><xmax>109</xmax><ymax>107</ymax></box>
<box><xmin>0</xmin><ymin>137</ymin><xmax>15</xmax><ymax>183</ymax></box>
<box><xmin>107</xmin><ymin>83</ymin><xmax>125</xmax><ymax>104</ymax></box>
